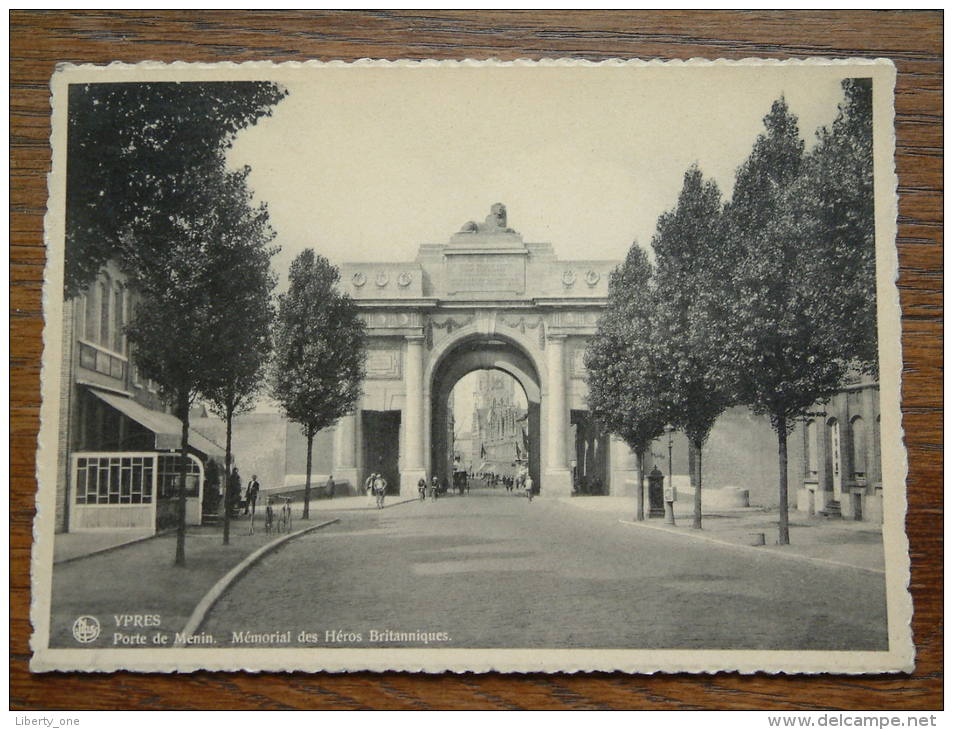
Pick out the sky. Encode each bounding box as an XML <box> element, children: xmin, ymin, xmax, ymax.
<box><xmin>226</xmin><ymin>63</ymin><xmax>851</xmax><ymax>288</ymax></box>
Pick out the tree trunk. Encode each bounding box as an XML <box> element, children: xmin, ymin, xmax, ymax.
<box><xmin>777</xmin><ymin>412</ymin><xmax>790</xmax><ymax>545</ymax></box>
<box><xmin>692</xmin><ymin>438</ymin><xmax>703</xmax><ymax>530</ymax></box>
<box><xmin>635</xmin><ymin>448</ymin><xmax>645</xmax><ymax>521</ymax></box>
<box><xmin>223</xmin><ymin>404</ymin><xmax>233</xmax><ymax>546</ymax></box>
<box><xmin>174</xmin><ymin>392</ymin><xmax>190</xmax><ymax>567</ymax></box>
<box><xmin>303</xmin><ymin>429</ymin><xmax>313</xmax><ymax>520</ymax></box>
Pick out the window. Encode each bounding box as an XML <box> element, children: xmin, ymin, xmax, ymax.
<box><xmin>851</xmin><ymin>416</ymin><xmax>866</xmax><ymax>479</ymax></box>
<box><xmin>157</xmin><ymin>454</ymin><xmax>202</xmax><ymax>499</ymax></box>
<box><xmin>83</xmin><ymin>287</ymin><xmax>98</xmax><ymax>342</ymax></box>
<box><xmin>113</xmin><ymin>285</ymin><xmax>124</xmax><ymax>353</ymax></box>
<box><xmin>75</xmin><ymin>455</ymin><xmax>153</xmax><ymax>505</ymax></box>
<box><xmin>805</xmin><ymin>419</ymin><xmax>818</xmax><ymax>477</ymax></box>
<box><xmin>99</xmin><ymin>281</ymin><xmax>110</xmax><ymax>346</ymax></box>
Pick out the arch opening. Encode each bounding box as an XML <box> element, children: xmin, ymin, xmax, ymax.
<box><xmin>429</xmin><ymin>337</ymin><xmax>541</xmax><ymax>494</ymax></box>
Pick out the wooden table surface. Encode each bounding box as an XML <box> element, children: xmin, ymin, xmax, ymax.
<box><xmin>10</xmin><ymin>10</ymin><xmax>942</xmax><ymax>710</ymax></box>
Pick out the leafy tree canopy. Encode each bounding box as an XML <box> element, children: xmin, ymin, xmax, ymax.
<box><xmin>65</xmin><ymin>81</ymin><xmax>287</xmax><ymax>297</ymax></box>
<box><xmin>585</xmin><ymin>244</ymin><xmax>667</xmax><ymax>457</ymax></box>
<box><xmin>124</xmin><ymin>163</ymin><xmax>270</xmax><ymax>410</ymax></box>
<box><xmin>651</xmin><ymin>164</ymin><xmax>733</xmax><ymax>445</ymax></box>
<box><xmin>725</xmin><ymin>89</ymin><xmax>873</xmax><ymax>432</ymax></box>
<box><xmin>198</xmin><ymin>168</ymin><xmax>279</xmax><ymax>421</ymax></box>
<box><xmin>796</xmin><ymin>78</ymin><xmax>877</xmax><ymax>373</ymax></box>
<box><xmin>271</xmin><ymin>249</ymin><xmax>367</xmax><ymax>438</ymax></box>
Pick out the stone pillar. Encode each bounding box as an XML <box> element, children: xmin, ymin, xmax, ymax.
<box><xmin>816</xmin><ymin>410</ymin><xmax>836</xmax><ymax>514</ymax></box>
<box><xmin>332</xmin><ymin>411</ymin><xmax>359</xmax><ymax>494</ymax></box>
<box><xmin>862</xmin><ymin>384</ymin><xmax>880</xmax><ymax>487</ymax></box>
<box><xmin>610</xmin><ymin>436</ymin><xmax>639</xmax><ymax>498</ymax></box>
<box><xmin>544</xmin><ymin>335</ymin><xmax>572</xmax><ymax>496</ymax></box>
<box><xmin>400</xmin><ymin>335</ymin><xmax>427</xmax><ymax>495</ymax></box>
<box><xmin>860</xmin><ymin>383</ymin><xmax>881</xmax><ymax>523</ymax></box>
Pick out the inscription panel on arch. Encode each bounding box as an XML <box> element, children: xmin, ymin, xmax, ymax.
<box><xmin>365</xmin><ymin>345</ymin><xmax>402</xmax><ymax>380</ymax></box>
<box><xmin>446</xmin><ymin>254</ymin><xmax>525</xmax><ymax>295</ymax></box>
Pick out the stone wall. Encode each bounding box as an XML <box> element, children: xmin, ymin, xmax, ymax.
<box><xmin>644</xmin><ymin>406</ymin><xmax>804</xmax><ymax>509</ymax></box>
<box><xmin>191</xmin><ymin>412</ymin><xmax>334</xmax><ymax>495</ymax></box>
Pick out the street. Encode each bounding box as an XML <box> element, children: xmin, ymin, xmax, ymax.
<box><xmin>202</xmin><ymin>487</ymin><xmax>888</xmax><ymax>650</ymax></box>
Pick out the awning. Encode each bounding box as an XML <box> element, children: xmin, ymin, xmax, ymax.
<box><xmin>90</xmin><ymin>389</ymin><xmax>225</xmax><ymax>459</ymax></box>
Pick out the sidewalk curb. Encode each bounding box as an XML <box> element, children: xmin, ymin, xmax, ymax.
<box><xmin>618</xmin><ymin>519</ymin><xmax>885</xmax><ymax>575</ymax></box>
<box><xmin>174</xmin><ymin>518</ymin><xmax>339</xmax><ymax>647</ymax></box>
<box><xmin>54</xmin><ymin>528</ymin><xmax>174</xmax><ymax>566</ymax></box>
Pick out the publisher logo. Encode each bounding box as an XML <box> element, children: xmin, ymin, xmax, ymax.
<box><xmin>72</xmin><ymin>615</ymin><xmax>101</xmax><ymax>643</ymax></box>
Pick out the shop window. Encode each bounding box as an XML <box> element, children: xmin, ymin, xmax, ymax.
<box><xmin>157</xmin><ymin>454</ymin><xmax>202</xmax><ymax>499</ymax></box>
<box><xmin>75</xmin><ymin>455</ymin><xmax>153</xmax><ymax>505</ymax></box>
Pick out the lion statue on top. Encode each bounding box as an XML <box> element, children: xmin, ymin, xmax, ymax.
<box><xmin>459</xmin><ymin>203</ymin><xmax>516</xmax><ymax>234</ymax></box>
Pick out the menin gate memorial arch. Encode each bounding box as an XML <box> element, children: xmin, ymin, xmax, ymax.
<box><xmin>330</xmin><ymin>205</ymin><xmax>640</xmax><ymax>497</ymax></box>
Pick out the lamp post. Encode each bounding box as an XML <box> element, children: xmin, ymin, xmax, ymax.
<box><xmin>663</xmin><ymin>423</ymin><xmax>676</xmax><ymax>525</ymax></box>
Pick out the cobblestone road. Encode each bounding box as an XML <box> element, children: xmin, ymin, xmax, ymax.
<box><xmin>202</xmin><ymin>488</ymin><xmax>888</xmax><ymax>650</ymax></box>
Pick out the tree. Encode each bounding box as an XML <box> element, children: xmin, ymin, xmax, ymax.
<box><xmin>585</xmin><ymin>244</ymin><xmax>667</xmax><ymax>520</ymax></box>
<box><xmin>65</xmin><ymin>81</ymin><xmax>287</xmax><ymax>298</ymax></box>
<box><xmin>271</xmin><ymin>250</ymin><xmax>366</xmax><ymax>520</ymax></box>
<box><xmin>800</xmin><ymin>78</ymin><xmax>877</xmax><ymax>372</ymax></box>
<box><xmin>723</xmin><ymin>94</ymin><xmax>874</xmax><ymax>545</ymax></box>
<box><xmin>651</xmin><ymin>164</ymin><xmax>735</xmax><ymax>530</ymax></box>
<box><xmin>199</xmin><ymin>168</ymin><xmax>279</xmax><ymax>545</ymax></box>
<box><xmin>124</xmin><ymin>161</ymin><xmax>268</xmax><ymax>566</ymax></box>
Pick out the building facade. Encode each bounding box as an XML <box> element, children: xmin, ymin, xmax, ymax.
<box><xmin>797</xmin><ymin>375</ymin><xmax>883</xmax><ymax>522</ymax></box>
<box><xmin>469</xmin><ymin>370</ymin><xmax>529</xmax><ymax>476</ymax></box>
<box><xmin>54</xmin><ymin>261</ymin><xmax>224</xmax><ymax>534</ymax></box>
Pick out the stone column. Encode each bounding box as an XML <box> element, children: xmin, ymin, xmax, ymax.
<box><xmin>861</xmin><ymin>384</ymin><xmax>880</xmax><ymax>486</ymax></box>
<box><xmin>332</xmin><ymin>411</ymin><xmax>359</xmax><ymax>494</ymax></box>
<box><xmin>400</xmin><ymin>335</ymin><xmax>427</xmax><ymax>495</ymax></box>
<box><xmin>861</xmin><ymin>383</ymin><xmax>882</xmax><ymax>523</ymax></box>
<box><xmin>544</xmin><ymin>335</ymin><xmax>572</xmax><ymax>496</ymax></box>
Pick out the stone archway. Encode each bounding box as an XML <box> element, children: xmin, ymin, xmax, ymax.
<box><xmin>428</xmin><ymin>334</ymin><xmax>542</xmax><ymax>493</ymax></box>
<box><xmin>332</xmin><ymin>206</ymin><xmax>637</xmax><ymax>498</ymax></box>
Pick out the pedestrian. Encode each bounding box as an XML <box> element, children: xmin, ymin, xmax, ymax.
<box><xmin>417</xmin><ymin>477</ymin><xmax>427</xmax><ymax>502</ymax></box>
<box><xmin>245</xmin><ymin>474</ymin><xmax>260</xmax><ymax>534</ymax></box>
<box><xmin>228</xmin><ymin>466</ymin><xmax>242</xmax><ymax>517</ymax></box>
<box><xmin>429</xmin><ymin>475</ymin><xmax>439</xmax><ymax>502</ymax></box>
<box><xmin>373</xmin><ymin>473</ymin><xmax>387</xmax><ymax>509</ymax></box>
<box><xmin>244</xmin><ymin>474</ymin><xmax>260</xmax><ymax>515</ymax></box>
<box><xmin>264</xmin><ymin>497</ymin><xmax>275</xmax><ymax>534</ymax></box>
<box><xmin>326</xmin><ymin>474</ymin><xmax>335</xmax><ymax>500</ymax></box>
<box><xmin>282</xmin><ymin>497</ymin><xmax>293</xmax><ymax>532</ymax></box>
<box><xmin>524</xmin><ymin>474</ymin><xmax>534</xmax><ymax>503</ymax></box>
<box><xmin>365</xmin><ymin>473</ymin><xmax>377</xmax><ymax>507</ymax></box>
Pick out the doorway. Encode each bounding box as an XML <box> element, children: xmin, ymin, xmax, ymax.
<box><xmin>362</xmin><ymin>410</ymin><xmax>401</xmax><ymax>495</ymax></box>
<box><xmin>571</xmin><ymin>410</ymin><xmax>609</xmax><ymax>495</ymax></box>
<box><xmin>828</xmin><ymin>418</ymin><xmax>842</xmax><ymax>502</ymax></box>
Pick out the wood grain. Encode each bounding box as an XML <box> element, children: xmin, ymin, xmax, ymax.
<box><xmin>10</xmin><ymin>10</ymin><xmax>942</xmax><ymax>710</ymax></box>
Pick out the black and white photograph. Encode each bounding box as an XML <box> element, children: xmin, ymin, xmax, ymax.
<box><xmin>31</xmin><ymin>59</ymin><xmax>911</xmax><ymax>674</ymax></box>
